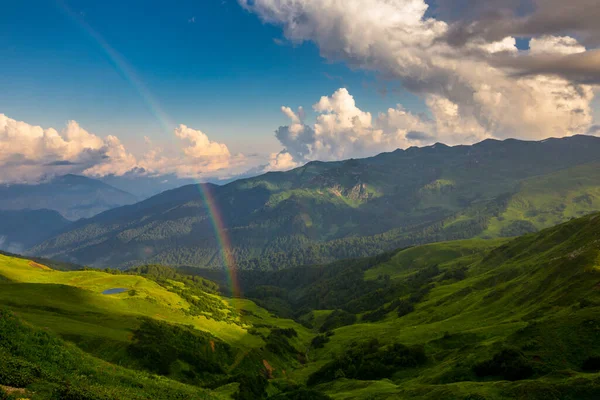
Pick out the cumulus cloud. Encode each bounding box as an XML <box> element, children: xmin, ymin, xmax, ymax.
<box><xmin>241</xmin><ymin>0</ymin><xmax>597</xmax><ymax>164</ymax></box>
<box><xmin>0</xmin><ymin>114</ymin><xmax>138</xmax><ymax>183</ymax></box>
<box><xmin>271</xmin><ymin>88</ymin><xmax>435</xmax><ymax>164</ymax></box>
<box><xmin>0</xmin><ymin>114</ymin><xmax>257</xmax><ymax>183</ymax></box>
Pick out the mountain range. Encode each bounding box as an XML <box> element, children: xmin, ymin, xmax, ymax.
<box><xmin>0</xmin><ymin>209</ymin><xmax>70</xmax><ymax>253</ymax></box>
<box><xmin>0</xmin><ymin>174</ymin><xmax>138</xmax><ymax>220</ymax></box>
<box><xmin>30</xmin><ymin>135</ymin><xmax>600</xmax><ymax>269</ymax></box>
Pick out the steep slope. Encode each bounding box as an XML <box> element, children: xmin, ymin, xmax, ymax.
<box><xmin>0</xmin><ymin>254</ymin><xmax>315</xmax><ymax>399</ymax></box>
<box><xmin>0</xmin><ymin>174</ymin><xmax>138</xmax><ymax>220</ymax></box>
<box><xmin>6</xmin><ymin>212</ymin><xmax>600</xmax><ymax>399</ymax></box>
<box><xmin>0</xmin><ymin>209</ymin><xmax>71</xmax><ymax>253</ymax></box>
<box><xmin>232</xmin><ymin>213</ymin><xmax>600</xmax><ymax>399</ymax></box>
<box><xmin>33</xmin><ymin>135</ymin><xmax>600</xmax><ymax>269</ymax></box>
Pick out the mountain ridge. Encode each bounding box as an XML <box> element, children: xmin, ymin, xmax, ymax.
<box><xmin>31</xmin><ymin>135</ymin><xmax>600</xmax><ymax>269</ymax></box>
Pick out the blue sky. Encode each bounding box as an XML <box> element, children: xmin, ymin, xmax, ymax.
<box><xmin>0</xmin><ymin>0</ymin><xmax>424</xmax><ymax>155</ymax></box>
<box><xmin>0</xmin><ymin>0</ymin><xmax>597</xmax><ymax>184</ymax></box>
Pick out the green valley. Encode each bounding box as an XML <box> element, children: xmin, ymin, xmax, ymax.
<box><xmin>3</xmin><ymin>212</ymin><xmax>600</xmax><ymax>398</ymax></box>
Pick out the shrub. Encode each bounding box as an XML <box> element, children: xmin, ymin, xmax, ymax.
<box><xmin>55</xmin><ymin>383</ymin><xmax>113</xmax><ymax>400</ymax></box>
<box><xmin>582</xmin><ymin>356</ymin><xmax>600</xmax><ymax>371</ymax></box>
<box><xmin>396</xmin><ymin>300</ymin><xmax>415</xmax><ymax>317</ymax></box>
<box><xmin>319</xmin><ymin>310</ymin><xmax>357</xmax><ymax>332</ymax></box>
<box><xmin>128</xmin><ymin>318</ymin><xmax>230</xmax><ymax>378</ymax></box>
<box><xmin>311</xmin><ymin>335</ymin><xmax>330</xmax><ymax>349</ymax></box>
<box><xmin>362</xmin><ymin>307</ymin><xmax>388</xmax><ymax>322</ymax></box>
<box><xmin>473</xmin><ymin>348</ymin><xmax>534</xmax><ymax>381</ymax></box>
<box><xmin>234</xmin><ymin>374</ymin><xmax>268</xmax><ymax>400</ymax></box>
<box><xmin>0</xmin><ymin>353</ymin><xmax>41</xmax><ymax>387</ymax></box>
<box><xmin>272</xmin><ymin>328</ymin><xmax>298</xmax><ymax>338</ymax></box>
<box><xmin>308</xmin><ymin>339</ymin><xmax>426</xmax><ymax>386</ymax></box>
<box><xmin>270</xmin><ymin>388</ymin><xmax>332</xmax><ymax>399</ymax></box>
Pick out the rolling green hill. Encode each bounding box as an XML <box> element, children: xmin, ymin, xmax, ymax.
<box><xmin>206</xmin><ymin>213</ymin><xmax>600</xmax><ymax>399</ymax></box>
<box><xmin>0</xmin><ymin>254</ymin><xmax>318</xmax><ymax>399</ymax></box>
<box><xmin>30</xmin><ymin>135</ymin><xmax>600</xmax><ymax>270</ymax></box>
<box><xmin>3</xmin><ymin>212</ymin><xmax>600</xmax><ymax>398</ymax></box>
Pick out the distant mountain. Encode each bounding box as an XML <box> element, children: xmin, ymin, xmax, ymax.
<box><xmin>31</xmin><ymin>135</ymin><xmax>600</xmax><ymax>269</ymax></box>
<box><xmin>99</xmin><ymin>171</ymin><xmax>250</xmax><ymax>200</ymax></box>
<box><xmin>99</xmin><ymin>172</ymin><xmax>199</xmax><ymax>200</ymax></box>
<box><xmin>0</xmin><ymin>209</ymin><xmax>71</xmax><ymax>253</ymax></box>
<box><xmin>0</xmin><ymin>174</ymin><xmax>138</xmax><ymax>220</ymax></box>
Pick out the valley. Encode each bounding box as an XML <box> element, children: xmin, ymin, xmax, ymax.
<box><xmin>2</xmin><ymin>212</ymin><xmax>600</xmax><ymax>398</ymax></box>
<box><xmin>28</xmin><ymin>136</ymin><xmax>600</xmax><ymax>271</ymax></box>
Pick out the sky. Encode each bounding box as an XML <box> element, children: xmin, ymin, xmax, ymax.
<box><xmin>0</xmin><ymin>0</ymin><xmax>599</xmax><ymax>184</ymax></box>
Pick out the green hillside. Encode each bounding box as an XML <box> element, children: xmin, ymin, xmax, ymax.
<box><xmin>0</xmin><ymin>255</ymin><xmax>317</xmax><ymax>399</ymax></box>
<box><xmin>5</xmin><ymin>212</ymin><xmax>600</xmax><ymax>398</ymax></box>
<box><xmin>223</xmin><ymin>213</ymin><xmax>600</xmax><ymax>398</ymax></box>
<box><xmin>31</xmin><ymin>135</ymin><xmax>600</xmax><ymax>270</ymax></box>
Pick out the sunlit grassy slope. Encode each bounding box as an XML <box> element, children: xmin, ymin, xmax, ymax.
<box><xmin>0</xmin><ymin>254</ymin><xmax>253</xmax><ymax>345</ymax></box>
<box><xmin>0</xmin><ymin>310</ymin><xmax>221</xmax><ymax>400</ymax></box>
<box><xmin>482</xmin><ymin>162</ymin><xmax>600</xmax><ymax>237</ymax></box>
<box><xmin>0</xmin><ymin>254</ymin><xmax>315</xmax><ymax>399</ymax></box>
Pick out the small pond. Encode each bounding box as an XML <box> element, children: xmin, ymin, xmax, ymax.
<box><xmin>102</xmin><ymin>288</ymin><xmax>128</xmax><ymax>295</ymax></box>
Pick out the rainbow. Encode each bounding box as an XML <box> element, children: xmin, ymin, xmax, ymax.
<box><xmin>197</xmin><ymin>183</ymin><xmax>242</xmax><ymax>298</ymax></box>
<box><xmin>56</xmin><ymin>1</ymin><xmax>242</xmax><ymax>297</ymax></box>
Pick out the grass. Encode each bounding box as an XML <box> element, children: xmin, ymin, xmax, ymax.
<box><xmin>0</xmin><ymin>309</ymin><xmax>222</xmax><ymax>400</ymax></box>
<box><xmin>4</xmin><ymin>212</ymin><xmax>600</xmax><ymax>398</ymax></box>
<box><xmin>483</xmin><ymin>162</ymin><xmax>600</xmax><ymax>237</ymax></box>
<box><xmin>0</xmin><ymin>254</ymin><xmax>314</xmax><ymax>398</ymax></box>
<box><xmin>280</xmin><ymin>213</ymin><xmax>600</xmax><ymax>398</ymax></box>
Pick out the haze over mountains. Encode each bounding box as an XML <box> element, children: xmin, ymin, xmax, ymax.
<box><xmin>0</xmin><ymin>174</ymin><xmax>141</xmax><ymax>252</ymax></box>
<box><xmin>30</xmin><ymin>135</ymin><xmax>600</xmax><ymax>269</ymax></box>
<box><xmin>0</xmin><ymin>174</ymin><xmax>138</xmax><ymax>220</ymax></box>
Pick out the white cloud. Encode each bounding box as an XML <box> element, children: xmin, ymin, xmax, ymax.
<box><xmin>529</xmin><ymin>36</ymin><xmax>587</xmax><ymax>56</ymax></box>
<box><xmin>273</xmin><ymin>88</ymin><xmax>434</xmax><ymax>164</ymax></box>
<box><xmin>264</xmin><ymin>151</ymin><xmax>299</xmax><ymax>171</ymax></box>
<box><xmin>174</xmin><ymin>125</ymin><xmax>231</xmax><ymax>159</ymax></box>
<box><xmin>241</xmin><ymin>0</ymin><xmax>597</xmax><ymax>162</ymax></box>
<box><xmin>0</xmin><ymin>114</ymin><xmax>258</xmax><ymax>183</ymax></box>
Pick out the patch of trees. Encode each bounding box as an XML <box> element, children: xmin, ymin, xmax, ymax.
<box><xmin>270</xmin><ymin>388</ymin><xmax>332</xmax><ymax>399</ymax></box>
<box><xmin>307</xmin><ymin>339</ymin><xmax>426</xmax><ymax>386</ymax></box>
<box><xmin>319</xmin><ymin>310</ymin><xmax>357</xmax><ymax>332</ymax></box>
<box><xmin>473</xmin><ymin>348</ymin><xmax>534</xmax><ymax>381</ymax></box>
<box><xmin>582</xmin><ymin>356</ymin><xmax>600</xmax><ymax>372</ymax></box>
<box><xmin>311</xmin><ymin>332</ymin><xmax>333</xmax><ymax>349</ymax></box>
<box><xmin>362</xmin><ymin>298</ymin><xmax>416</xmax><ymax>323</ymax></box>
<box><xmin>126</xmin><ymin>264</ymin><xmax>220</xmax><ymax>293</ymax></box>
<box><xmin>128</xmin><ymin>318</ymin><xmax>232</xmax><ymax>380</ymax></box>
<box><xmin>499</xmin><ymin>220</ymin><xmax>538</xmax><ymax>237</ymax></box>
<box><xmin>233</xmin><ymin>374</ymin><xmax>269</xmax><ymax>400</ymax></box>
<box><xmin>264</xmin><ymin>328</ymin><xmax>302</xmax><ymax>361</ymax></box>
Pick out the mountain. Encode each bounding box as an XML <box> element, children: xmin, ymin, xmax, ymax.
<box><xmin>0</xmin><ymin>174</ymin><xmax>138</xmax><ymax>220</ymax></box>
<box><xmin>2</xmin><ymin>212</ymin><xmax>600</xmax><ymax>399</ymax></box>
<box><xmin>0</xmin><ymin>252</ymin><xmax>316</xmax><ymax>399</ymax></box>
<box><xmin>99</xmin><ymin>172</ymin><xmax>200</xmax><ymax>199</ymax></box>
<box><xmin>0</xmin><ymin>209</ymin><xmax>71</xmax><ymax>253</ymax></box>
<box><xmin>99</xmin><ymin>172</ymin><xmax>252</xmax><ymax>200</ymax></box>
<box><xmin>31</xmin><ymin>135</ymin><xmax>600</xmax><ymax>269</ymax></box>
<box><xmin>230</xmin><ymin>212</ymin><xmax>600</xmax><ymax>398</ymax></box>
